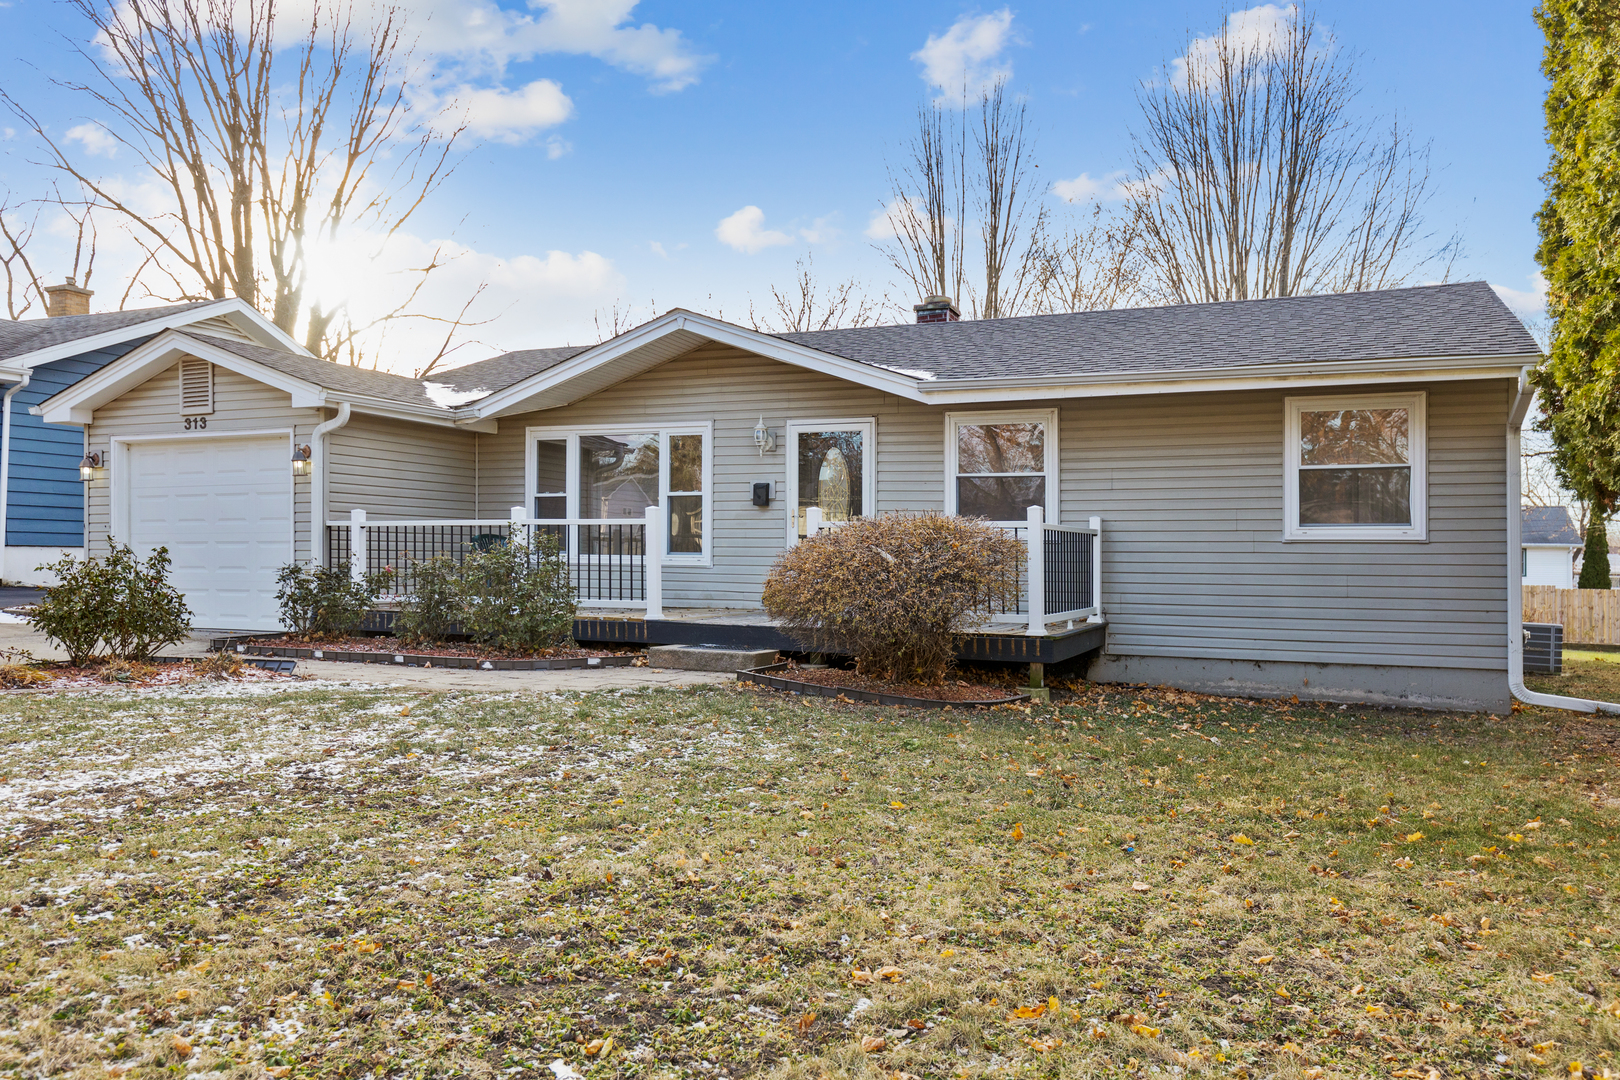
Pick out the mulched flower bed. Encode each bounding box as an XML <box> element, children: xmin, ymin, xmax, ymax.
<box><xmin>236</xmin><ymin>636</ymin><xmax>641</xmax><ymax>671</ymax></box>
<box><xmin>739</xmin><ymin>661</ymin><xmax>1028</xmax><ymax>707</ymax></box>
<box><xmin>0</xmin><ymin>658</ymin><xmax>293</xmax><ymax>692</ymax></box>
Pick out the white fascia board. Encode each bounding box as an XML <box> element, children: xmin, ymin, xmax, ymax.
<box><xmin>470</xmin><ymin>309</ymin><xmax>928</xmax><ymax>419</ymax></box>
<box><xmin>38</xmin><ymin>331</ymin><xmax>323</xmax><ymax>425</ymax></box>
<box><xmin>914</xmin><ymin>354</ymin><xmax>1540</xmax><ymax>403</ymax></box>
<box><xmin>334</xmin><ymin>394</ymin><xmax>485</xmax><ymax>431</ymax></box>
<box><xmin>9</xmin><ymin>298</ymin><xmax>310</xmax><ymax>374</ymax></box>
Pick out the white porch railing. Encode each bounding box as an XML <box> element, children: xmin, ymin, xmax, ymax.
<box><xmin>806</xmin><ymin>504</ymin><xmax>1103</xmax><ymax>636</ymax></box>
<box><xmin>329</xmin><ymin>505</ymin><xmax>663</xmax><ymax>617</ymax></box>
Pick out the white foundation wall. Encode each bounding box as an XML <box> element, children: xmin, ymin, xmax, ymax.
<box><xmin>3</xmin><ymin>546</ymin><xmax>81</xmax><ymax>586</ymax></box>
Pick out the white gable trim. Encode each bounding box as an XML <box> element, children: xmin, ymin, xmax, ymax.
<box><xmin>469</xmin><ymin>309</ymin><xmax>929</xmax><ymax>419</ymax></box>
<box><xmin>37</xmin><ymin>331</ymin><xmax>324</xmax><ymax>424</ymax></box>
<box><xmin>6</xmin><ymin>297</ymin><xmax>307</xmax><ymax>373</ymax></box>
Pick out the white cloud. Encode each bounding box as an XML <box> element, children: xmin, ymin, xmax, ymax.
<box><xmin>912</xmin><ymin>9</ymin><xmax>1017</xmax><ymax>103</ymax></box>
<box><xmin>65</xmin><ymin>122</ymin><xmax>118</xmax><ymax>157</ymax></box>
<box><xmin>716</xmin><ymin>206</ymin><xmax>793</xmax><ymax>254</ymax></box>
<box><xmin>544</xmin><ymin>135</ymin><xmax>572</xmax><ymax>159</ymax></box>
<box><xmin>649</xmin><ymin>241</ymin><xmax>668</xmax><ymax>259</ymax></box>
<box><xmin>1492</xmin><ymin>273</ymin><xmax>1548</xmax><ymax>319</ymax></box>
<box><xmin>865</xmin><ymin>197</ymin><xmax>924</xmax><ymax>241</ymax></box>
<box><xmin>799</xmin><ymin>214</ymin><xmax>840</xmax><ymax>245</ymax></box>
<box><xmin>1172</xmin><ymin>4</ymin><xmax>1319</xmax><ymax>87</ymax></box>
<box><xmin>1051</xmin><ymin>170</ymin><xmax>1129</xmax><ymax>203</ymax></box>
<box><xmin>450</xmin><ymin>79</ymin><xmax>572</xmax><ymax>142</ymax></box>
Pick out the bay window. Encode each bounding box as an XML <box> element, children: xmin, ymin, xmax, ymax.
<box><xmin>1284</xmin><ymin>392</ymin><xmax>1426</xmax><ymax>540</ymax></box>
<box><xmin>526</xmin><ymin>423</ymin><xmax>712</xmax><ymax>563</ymax></box>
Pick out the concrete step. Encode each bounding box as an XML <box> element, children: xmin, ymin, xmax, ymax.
<box><xmin>647</xmin><ymin>645</ymin><xmax>778</xmax><ymax>672</ymax></box>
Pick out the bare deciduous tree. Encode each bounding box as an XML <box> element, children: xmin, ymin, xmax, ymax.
<box><xmin>749</xmin><ymin>256</ymin><xmax>880</xmax><ymax>333</ymax></box>
<box><xmin>880</xmin><ymin>79</ymin><xmax>1044</xmax><ymax>320</ymax></box>
<box><xmin>1029</xmin><ymin>202</ymin><xmax>1147</xmax><ymax>314</ymax></box>
<box><xmin>1</xmin><ymin>191</ymin><xmax>97</xmax><ymax>319</ymax></box>
<box><xmin>4</xmin><ymin>0</ymin><xmax>477</xmax><ymax>364</ymax></box>
<box><xmin>1126</xmin><ymin>5</ymin><xmax>1449</xmax><ymax>304</ymax></box>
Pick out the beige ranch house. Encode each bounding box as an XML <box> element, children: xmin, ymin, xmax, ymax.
<box><xmin>38</xmin><ymin>283</ymin><xmax>1548</xmax><ymax>712</ymax></box>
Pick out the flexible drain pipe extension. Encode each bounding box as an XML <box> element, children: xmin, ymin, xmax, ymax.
<box><xmin>1507</xmin><ymin>376</ymin><xmax>1620</xmax><ymax>714</ymax></box>
<box><xmin>0</xmin><ymin>372</ymin><xmax>29</xmax><ymax>579</ymax></box>
<box><xmin>310</xmin><ymin>402</ymin><xmax>351</xmax><ymax>567</ymax></box>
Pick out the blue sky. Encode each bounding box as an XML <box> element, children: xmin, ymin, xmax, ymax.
<box><xmin>0</xmin><ymin>0</ymin><xmax>1550</xmax><ymax>373</ymax></box>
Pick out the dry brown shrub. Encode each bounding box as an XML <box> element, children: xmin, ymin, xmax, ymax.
<box><xmin>0</xmin><ymin>662</ymin><xmax>50</xmax><ymax>687</ymax></box>
<box><xmin>761</xmin><ymin>514</ymin><xmax>1022</xmax><ymax>685</ymax></box>
<box><xmin>196</xmin><ymin>651</ymin><xmax>244</xmax><ymax>679</ymax></box>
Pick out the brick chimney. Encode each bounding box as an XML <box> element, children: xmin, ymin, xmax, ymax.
<box><xmin>44</xmin><ymin>276</ymin><xmax>93</xmax><ymax>318</ymax></box>
<box><xmin>913</xmin><ymin>295</ymin><xmax>960</xmax><ymax>324</ymax></box>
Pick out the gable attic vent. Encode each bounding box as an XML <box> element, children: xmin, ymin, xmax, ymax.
<box><xmin>178</xmin><ymin>358</ymin><xmax>214</xmax><ymax>415</ymax></box>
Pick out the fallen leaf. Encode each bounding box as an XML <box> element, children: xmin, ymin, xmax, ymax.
<box><xmin>173</xmin><ymin>989</ymin><xmax>193</xmax><ymax>1001</ymax></box>
<box><xmin>1130</xmin><ymin>1023</ymin><xmax>1161</xmax><ymax>1038</ymax></box>
<box><xmin>876</xmin><ymin>965</ymin><xmax>904</xmax><ymax>982</ymax></box>
<box><xmin>356</xmin><ymin>941</ymin><xmax>380</xmax><ymax>954</ymax></box>
<box><xmin>794</xmin><ymin>1012</ymin><xmax>816</xmax><ymax>1035</ymax></box>
<box><xmin>905</xmin><ymin>1018</ymin><xmax>926</xmax><ymax>1030</ymax></box>
<box><xmin>890</xmin><ymin>801</ymin><xmax>906</xmax><ymax>810</ymax></box>
<box><xmin>1254</xmin><ymin>955</ymin><xmax>1275</xmax><ymax>965</ymax></box>
<box><xmin>1010</xmin><ymin>823</ymin><xmax>1025</xmax><ymax>841</ymax></box>
<box><xmin>170</xmin><ymin>1036</ymin><xmax>192</xmax><ymax>1058</ymax></box>
<box><xmin>1231</xmin><ymin>833</ymin><xmax>1255</xmax><ymax>846</ymax></box>
<box><xmin>396</xmin><ymin>980</ymin><xmax>417</xmax><ymax>991</ymax></box>
<box><xmin>860</xmin><ymin>1035</ymin><xmax>886</xmax><ymax>1053</ymax></box>
<box><xmin>1027</xmin><ymin>1037</ymin><xmax>1064</xmax><ymax>1051</ymax></box>
<box><xmin>1531</xmin><ymin>972</ymin><xmax>1557</xmax><ymax>985</ymax></box>
<box><xmin>940</xmin><ymin>948</ymin><xmax>956</xmax><ymax>958</ymax></box>
<box><xmin>1405</xmin><ymin>832</ymin><xmax>1425</xmax><ymax>843</ymax></box>
<box><xmin>1010</xmin><ymin>1003</ymin><xmax>1048</xmax><ymax>1019</ymax></box>
<box><xmin>851</xmin><ymin>968</ymin><xmax>876</xmax><ymax>985</ymax></box>
<box><xmin>265</xmin><ymin>1069</ymin><xmax>292</xmax><ymax>1079</ymax></box>
<box><xmin>1131</xmin><ymin>881</ymin><xmax>1150</xmax><ymax>893</ymax></box>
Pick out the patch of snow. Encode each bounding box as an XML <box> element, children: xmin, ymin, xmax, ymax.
<box><xmin>422</xmin><ymin>382</ymin><xmax>489</xmax><ymax>408</ymax></box>
<box><xmin>548</xmin><ymin>1061</ymin><xmax>584</xmax><ymax>1080</ymax></box>
<box><xmin>869</xmin><ymin>363</ymin><xmax>935</xmax><ymax>381</ymax></box>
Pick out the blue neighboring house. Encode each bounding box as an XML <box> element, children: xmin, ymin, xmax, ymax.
<box><xmin>0</xmin><ymin>281</ymin><xmax>299</xmax><ymax>584</ymax></box>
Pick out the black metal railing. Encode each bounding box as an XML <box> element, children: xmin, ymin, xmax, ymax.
<box><xmin>324</xmin><ymin>521</ymin><xmax>647</xmax><ymax>605</ymax></box>
<box><xmin>1044</xmin><ymin>527</ymin><xmax>1095</xmax><ymax>617</ymax></box>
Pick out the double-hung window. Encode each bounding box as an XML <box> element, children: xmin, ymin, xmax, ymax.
<box><xmin>527</xmin><ymin>423</ymin><xmax>712</xmax><ymax>564</ymax></box>
<box><xmin>1284</xmin><ymin>392</ymin><xmax>1426</xmax><ymax>541</ymax></box>
<box><xmin>945</xmin><ymin>409</ymin><xmax>1058</xmax><ymax>521</ymax></box>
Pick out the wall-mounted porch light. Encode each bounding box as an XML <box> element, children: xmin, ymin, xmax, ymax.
<box><xmin>753</xmin><ymin>416</ymin><xmax>775</xmax><ymax>456</ymax></box>
<box><xmin>291</xmin><ymin>444</ymin><xmax>312</xmax><ymax>476</ymax></box>
<box><xmin>79</xmin><ymin>451</ymin><xmax>102</xmax><ymax>481</ymax></box>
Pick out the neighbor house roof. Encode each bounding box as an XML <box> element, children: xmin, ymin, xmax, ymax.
<box><xmin>1523</xmin><ymin>506</ymin><xmax>1583</xmax><ymax>546</ymax></box>
<box><xmin>182</xmin><ymin>333</ymin><xmax>446</xmax><ymax>410</ymax></box>
<box><xmin>427</xmin><ymin>346</ymin><xmax>590</xmax><ymax>396</ymax></box>
<box><xmin>775</xmin><ymin>281</ymin><xmax>1540</xmax><ymax>382</ymax></box>
<box><xmin>0</xmin><ymin>296</ymin><xmax>303</xmax><ymax>369</ymax></box>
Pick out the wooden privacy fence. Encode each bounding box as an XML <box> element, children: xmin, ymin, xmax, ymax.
<box><xmin>1523</xmin><ymin>586</ymin><xmax>1620</xmax><ymax>644</ymax></box>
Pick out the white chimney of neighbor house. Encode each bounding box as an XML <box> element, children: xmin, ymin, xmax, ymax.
<box><xmin>913</xmin><ymin>295</ymin><xmax>960</xmax><ymax>324</ymax></box>
<box><xmin>44</xmin><ymin>276</ymin><xmax>93</xmax><ymax>318</ymax></box>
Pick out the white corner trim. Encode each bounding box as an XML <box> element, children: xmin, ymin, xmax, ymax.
<box><xmin>1282</xmin><ymin>390</ymin><xmax>1427</xmax><ymax>542</ymax></box>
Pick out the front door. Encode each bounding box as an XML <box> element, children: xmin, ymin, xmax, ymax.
<box><xmin>785</xmin><ymin>419</ymin><xmax>874</xmax><ymax>543</ymax></box>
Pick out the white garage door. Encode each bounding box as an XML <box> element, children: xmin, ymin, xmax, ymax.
<box><xmin>127</xmin><ymin>436</ymin><xmax>292</xmax><ymax>630</ymax></box>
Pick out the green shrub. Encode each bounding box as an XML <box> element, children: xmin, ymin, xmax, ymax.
<box><xmin>395</xmin><ymin>556</ymin><xmax>460</xmax><ymax>644</ymax></box>
<box><xmin>761</xmin><ymin>514</ymin><xmax>1023</xmax><ymax>685</ymax></box>
<box><xmin>275</xmin><ymin>563</ymin><xmax>392</xmax><ymax>640</ymax></box>
<box><xmin>457</xmin><ymin>533</ymin><xmax>576</xmax><ymax>652</ymax></box>
<box><xmin>1580</xmin><ymin>513</ymin><xmax>1612</xmax><ymax>589</ymax></box>
<box><xmin>33</xmin><ymin>542</ymin><xmax>193</xmax><ymax>664</ymax></box>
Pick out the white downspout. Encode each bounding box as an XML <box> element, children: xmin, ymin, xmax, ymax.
<box><xmin>311</xmin><ymin>402</ymin><xmax>351</xmax><ymax>567</ymax></box>
<box><xmin>0</xmin><ymin>372</ymin><xmax>31</xmax><ymax>583</ymax></box>
<box><xmin>1507</xmin><ymin>375</ymin><xmax>1620</xmax><ymax>714</ymax></box>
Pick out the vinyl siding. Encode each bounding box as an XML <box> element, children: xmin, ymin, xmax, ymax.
<box><xmin>84</xmin><ymin>359</ymin><xmax>322</xmax><ymax>561</ymax></box>
<box><xmin>326</xmin><ymin>414</ymin><xmax>477</xmax><ymax>520</ymax></box>
<box><xmin>6</xmin><ymin>339</ymin><xmax>148</xmax><ymax>547</ymax></box>
<box><xmin>480</xmin><ymin>344</ymin><xmax>1510</xmax><ymax>672</ymax></box>
<box><xmin>1060</xmin><ymin>381</ymin><xmax>1510</xmax><ymax>672</ymax></box>
<box><xmin>477</xmin><ymin>343</ymin><xmax>948</xmax><ymax>606</ymax></box>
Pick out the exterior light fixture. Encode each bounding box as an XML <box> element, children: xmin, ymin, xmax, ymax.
<box><xmin>753</xmin><ymin>416</ymin><xmax>775</xmax><ymax>456</ymax></box>
<box><xmin>291</xmin><ymin>444</ymin><xmax>312</xmax><ymax>476</ymax></box>
<box><xmin>79</xmin><ymin>451</ymin><xmax>101</xmax><ymax>481</ymax></box>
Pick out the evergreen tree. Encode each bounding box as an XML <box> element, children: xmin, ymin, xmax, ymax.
<box><xmin>1580</xmin><ymin>512</ymin><xmax>1613</xmax><ymax>589</ymax></box>
<box><xmin>1532</xmin><ymin>0</ymin><xmax>1620</xmax><ymax>519</ymax></box>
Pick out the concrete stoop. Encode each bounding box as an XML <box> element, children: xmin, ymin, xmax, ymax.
<box><xmin>647</xmin><ymin>644</ymin><xmax>778</xmax><ymax>672</ymax></box>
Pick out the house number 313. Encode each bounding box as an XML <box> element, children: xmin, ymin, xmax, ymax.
<box><xmin>183</xmin><ymin>416</ymin><xmax>208</xmax><ymax>430</ymax></box>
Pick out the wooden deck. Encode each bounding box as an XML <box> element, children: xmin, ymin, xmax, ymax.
<box><xmin>573</xmin><ymin>608</ymin><xmax>1107</xmax><ymax>665</ymax></box>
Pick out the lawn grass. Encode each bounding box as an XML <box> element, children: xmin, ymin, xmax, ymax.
<box><xmin>0</xmin><ymin>676</ymin><xmax>1617</xmax><ymax>1080</ymax></box>
<box><xmin>1530</xmin><ymin>655</ymin><xmax>1620</xmax><ymax>704</ymax></box>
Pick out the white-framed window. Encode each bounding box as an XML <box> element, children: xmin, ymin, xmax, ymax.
<box><xmin>785</xmin><ymin>418</ymin><xmax>875</xmax><ymax>543</ymax></box>
<box><xmin>524</xmin><ymin>423</ymin><xmax>713</xmax><ymax>565</ymax></box>
<box><xmin>944</xmin><ymin>409</ymin><xmax>1059</xmax><ymax>522</ymax></box>
<box><xmin>1284</xmin><ymin>391</ymin><xmax>1426</xmax><ymax>541</ymax></box>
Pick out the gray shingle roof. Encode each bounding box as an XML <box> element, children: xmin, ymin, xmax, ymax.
<box><xmin>179</xmin><ymin>333</ymin><xmax>445</xmax><ymax>409</ymax></box>
<box><xmin>1523</xmin><ymin>506</ymin><xmax>1583</xmax><ymax>546</ymax></box>
<box><xmin>775</xmin><ymin>281</ymin><xmax>1540</xmax><ymax>381</ymax></box>
<box><xmin>0</xmin><ymin>300</ymin><xmax>236</xmax><ymax>363</ymax></box>
<box><xmin>427</xmin><ymin>346</ymin><xmax>589</xmax><ymax>395</ymax></box>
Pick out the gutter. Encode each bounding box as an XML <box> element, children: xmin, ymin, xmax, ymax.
<box><xmin>0</xmin><ymin>372</ymin><xmax>29</xmax><ymax>577</ymax></box>
<box><xmin>310</xmin><ymin>403</ymin><xmax>351</xmax><ymax>567</ymax></box>
<box><xmin>1507</xmin><ymin>374</ymin><xmax>1620</xmax><ymax>714</ymax></box>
